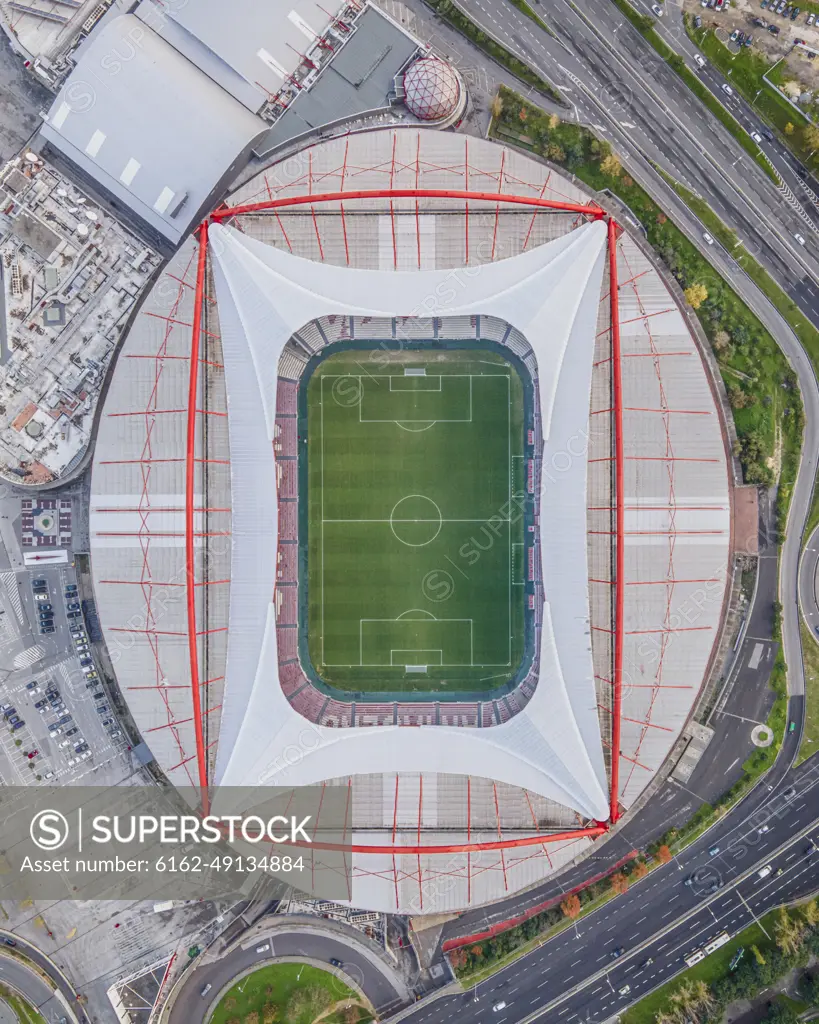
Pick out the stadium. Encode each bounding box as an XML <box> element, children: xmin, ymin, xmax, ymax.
<box><xmin>88</xmin><ymin>128</ymin><xmax>732</xmax><ymax>913</ymax></box>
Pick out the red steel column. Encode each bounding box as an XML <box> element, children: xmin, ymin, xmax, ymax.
<box><xmin>186</xmin><ymin>221</ymin><xmax>211</xmax><ymax>804</ymax></box>
<box><xmin>608</xmin><ymin>217</ymin><xmax>624</xmax><ymax>824</ymax></box>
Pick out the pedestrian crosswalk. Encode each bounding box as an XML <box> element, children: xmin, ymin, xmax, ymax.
<box><xmin>0</xmin><ymin>571</ymin><xmax>23</xmax><ymax>623</ymax></box>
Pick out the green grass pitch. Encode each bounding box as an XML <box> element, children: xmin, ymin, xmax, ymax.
<box><xmin>305</xmin><ymin>348</ymin><xmax>526</xmax><ymax>695</ymax></box>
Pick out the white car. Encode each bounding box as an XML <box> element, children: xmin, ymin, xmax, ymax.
<box><xmin>703</xmin><ymin>232</ymin><xmax>714</xmax><ymax>245</ymax></box>
<box><xmin>80</xmin><ymin>751</ymin><xmax>91</xmax><ymax>760</ymax></box>
<box><xmin>619</xmin><ymin>984</ymin><xmax>632</xmax><ymax>996</ymax></box>
<box><xmin>493</xmin><ymin>1003</ymin><xmax>507</xmax><ymax>1013</ymax></box>
<box><xmin>58</xmin><ymin>739</ymin><xmax>71</xmax><ymax>749</ymax></box>
<box><xmin>34</xmin><ymin>593</ymin><xmax>49</xmax><ymax>602</ymax></box>
<box><xmin>694</xmin><ymin>53</ymin><xmax>706</xmax><ymax>68</ymax></box>
<box><xmin>721</xmin><ymin>83</ymin><xmax>733</xmax><ymax>96</ymax></box>
<box><xmin>256</xmin><ymin>944</ymin><xmax>270</xmax><ymax>953</ymax></box>
<box><xmin>43</xmin><ymin>770</ymin><xmax>54</xmax><ymax>780</ymax></box>
<box><xmin>750</xmin><ymin>131</ymin><xmax>762</xmax><ymax>143</ymax></box>
<box><xmin>795</xmin><ymin>233</ymin><xmax>806</xmax><ymax>246</ymax></box>
<box><xmin>49</xmin><ymin>728</ymin><xmax>62</xmax><ymax>738</ymax></box>
<box><xmin>651</xmin><ymin>2</ymin><xmax>662</xmax><ymax>13</ymax></box>
<box><xmin>67</xmin><ymin>758</ymin><xmax>77</xmax><ymax>767</ymax></box>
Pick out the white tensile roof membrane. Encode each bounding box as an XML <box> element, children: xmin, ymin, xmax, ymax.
<box><xmin>209</xmin><ymin>219</ymin><xmax>611</xmax><ymax>821</ymax></box>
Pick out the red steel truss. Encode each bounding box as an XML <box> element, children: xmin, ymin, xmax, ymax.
<box><xmin>172</xmin><ymin>199</ymin><xmax>623</xmax><ymax>855</ymax></box>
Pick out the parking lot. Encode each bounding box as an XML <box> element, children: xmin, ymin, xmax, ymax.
<box><xmin>0</xmin><ymin>491</ymin><xmax>136</xmax><ymax>789</ymax></box>
<box><xmin>686</xmin><ymin>0</ymin><xmax>819</xmax><ymax>63</ymax></box>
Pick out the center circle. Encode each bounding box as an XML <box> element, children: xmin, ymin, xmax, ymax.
<box><xmin>389</xmin><ymin>494</ymin><xmax>443</xmax><ymax>547</ymax></box>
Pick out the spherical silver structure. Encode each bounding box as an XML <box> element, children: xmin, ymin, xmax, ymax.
<box><xmin>403</xmin><ymin>56</ymin><xmax>461</xmax><ymax>121</ymax></box>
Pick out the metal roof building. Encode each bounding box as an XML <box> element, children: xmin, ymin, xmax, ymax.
<box><xmin>88</xmin><ymin>130</ymin><xmax>732</xmax><ymax>912</ymax></box>
<box><xmin>38</xmin><ymin>14</ymin><xmax>265</xmax><ymax>252</ymax></box>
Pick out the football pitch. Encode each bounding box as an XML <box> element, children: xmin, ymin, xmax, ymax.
<box><xmin>305</xmin><ymin>348</ymin><xmax>527</xmax><ymax>694</ymax></box>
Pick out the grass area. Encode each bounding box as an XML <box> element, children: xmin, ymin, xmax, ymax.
<box><xmin>798</xmin><ymin>620</ymin><xmax>819</xmax><ymax>765</ymax></box>
<box><xmin>0</xmin><ymin>985</ymin><xmax>47</xmax><ymax>1024</ymax></box>
<box><xmin>621</xmin><ymin>900</ymin><xmax>819</xmax><ymax>1024</ymax></box>
<box><xmin>507</xmin><ymin>0</ymin><xmax>556</xmax><ymax>37</ymax></box>
<box><xmin>305</xmin><ymin>348</ymin><xmax>526</xmax><ymax>694</ymax></box>
<box><xmin>426</xmin><ymin>0</ymin><xmax>565</xmax><ymax>104</ymax></box>
<box><xmin>687</xmin><ymin>21</ymin><xmax>819</xmax><ymax>173</ymax></box>
<box><xmin>620</xmin><ymin>924</ymin><xmax>767</xmax><ymax>1024</ymax></box>
<box><xmin>209</xmin><ymin>963</ymin><xmax>370</xmax><ymax>1024</ymax></box>
<box><xmin>607</xmin><ymin>0</ymin><xmax>778</xmax><ymax>181</ymax></box>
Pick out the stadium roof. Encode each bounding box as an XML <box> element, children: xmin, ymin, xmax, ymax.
<box><xmin>209</xmin><ymin>220</ymin><xmax>610</xmax><ymax>820</ymax></box>
<box><xmin>88</xmin><ymin>130</ymin><xmax>732</xmax><ymax>911</ymax></box>
<box><xmin>39</xmin><ymin>14</ymin><xmax>264</xmax><ymax>250</ymax></box>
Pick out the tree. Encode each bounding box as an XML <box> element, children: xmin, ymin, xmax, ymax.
<box><xmin>803</xmin><ymin>123</ymin><xmax>819</xmax><ymax>154</ymax></box>
<box><xmin>784</xmin><ymin>122</ymin><xmax>795</xmax><ymax>135</ymax></box>
<box><xmin>561</xmin><ymin>893</ymin><xmax>582</xmax><ymax>919</ymax></box>
<box><xmin>632</xmin><ymin>860</ymin><xmax>649</xmax><ymax>880</ymax></box>
<box><xmin>752</xmin><ymin>944</ymin><xmax>767</xmax><ymax>965</ymax></box>
<box><xmin>775</xmin><ymin>907</ymin><xmax>806</xmax><ymax>956</ymax></box>
<box><xmin>343</xmin><ymin>1006</ymin><xmax>361</xmax><ymax>1024</ymax></box>
<box><xmin>713</xmin><ymin>330</ymin><xmax>731</xmax><ymax>351</ymax></box>
<box><xmin>490</xmin><ymin>94</ymin><xmax>503</xmax><ymax>121</ymax></box>
<box><xmin>657</xmin><ymin>844</ymin><xmax>672</xmax><ymax>864</ymax></box>
<box><xmin>763</xmin><ymin>1001</ymin><xmax>800</xmax><ymax>1024</ymax></box>
<box><xmin>609</xmin><ymin>872</ymin><xmax>629</xmax><ymax>896</ymax></box>
<box><xmin>245</xmin><ymin>1012</ymin><xmax>260</xmax><ymax>1024</ymax></box>
<box><xmin>547</xmin><ymin>143</ymin><xmax>566</xmax><ymax>162</ymax></box>
<box><xmin>285</xmin><ymin>985</ymin><xmax>332</xmax><ymax>1022</ymax></box>
<box><xmin>802</xmin><ymin>899</ymin><xmax>819</xmax><ymax>926</ymax></box>
<box><xmin>600</xmin><ymin>153</ymin><xmax>622</xmax><ymax>177</ymax></box>
<box><xmin>728</xmin><ymin>385</ymin><xmax>753</xmax><ymax>409</ymax></box>
<box><xmin>449</xmin><ymin>948</ymin><xmax>467</xmax><ymax>971</ymax></box>
<box><xmin>262</xmin><ymin>1004</ymin><xmax>280</xmax><ymax>1024</ymax></box>
<box><xmin>684</xmin><ymin>283</ymin><xmax>708</xmax><ymax>309</ymax></box>
<box><xmin>548</xmin><ymin>113</ymin><xmax>560</xmax><ymax>129</ymax></box>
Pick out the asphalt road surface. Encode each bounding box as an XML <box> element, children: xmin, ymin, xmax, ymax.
<box><xmin>402</xmin><ymin>755</ymin><xmax>819</xmax><ymax>1024</ymax></box>
<box><xmin>169</xmin><ymin>926</ymin><xmax>409</xmax><ymax>1024</ymax></box>
<box><xmin>0</xmin><ymin>931</ymin><xmax>88</xmax><ymax>1024</ymax></box>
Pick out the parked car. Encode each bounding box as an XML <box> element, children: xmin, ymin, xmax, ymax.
<box><xmin>32</xmin><ymin>579</ymin><xmax>47</xmax><ymax>588</ymax></box>
<box><xmin>34</xmin><ymin>699</ymin><xmax>46</xmax><ymax>709</ymax></box>
<box><xmin>11</xmin><ymin>721</ymin><xmax>25</xmax><ymax>731</ymax></box>
<box><xmin>40</xmin><ymin>626</ymin><xmax>55</xmax><ymax>634</ymax></box>
<box><xmin>651</xmin><ymin>2</ymin><xmax>662</xmax><ymax>13</ymax></box>
<box><xmin>2</xmin><ymin>708</ymin><xmax>16</xmax><ymax>719</ymax></box>
<box><xmin>56</xmin><ymin>714</ymin><xmax>71</xmax><ymax>726</ymax></box>
<box><xmin>66</xmin><ymin>727</ymin><xmax>79</xmax><ymax>737</ymax></box>
<box><xmin>25</xmin><ymin>681</ymin><xmax>38</xmax><ymax>691</ymax></box>
<box><xmin>49</xmin><ymin>728</ymin><xmax>62</xmax><ymax>738</ymax></box>
<box><xmin>109</xmin><ymin>729</ymin><xmax>123</xmax><ymax>739</ymax></box>
<box><xmin>96</xmin><ymin>705</ymin><xmax>110</xmax><ymax>714</ymax></box>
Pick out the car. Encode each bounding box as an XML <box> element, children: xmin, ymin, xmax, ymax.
<box><xmin>66</xmin><ymin>727</ymin><xmax>78</xmax><ymax>737</ymax></box>
<box><xmin>92</xmin><ymin>692</ymin><xmax>104</xmax><ymax>701</ymax></box>
<box><xmin>34</xmin><ymin>699</ymin><xmax>46</xmax><ymax>709</ymax></box>
<box><xmin>200</xmin><ymin>984</ymin><xmax>212</xmax><ymax>998</ymax></box>
<box><xmin>795</xmin><ymin>234</ymin><xmax>806</xmax><ymax>246</ymax></box>
<box><xmin>25</xmin><ymin>681</ymin><xmax>38</xmax><ymax>691</ymax></box>
<box><xmin>75</xmin><ymin>644</ymin><xmax>89</xmax><ymax>653</ymax></box>
<box><xmin>80</xmin><ymin>751</ymin><xmax>91</xmax><ymax>760</ymax></box>
<box><xmin>808</xmin><ymin>11</ymin><xmax>816</xmax><ymax>24</ymax></box>
<box><xmin>619</xmin><ymin>985</ymin><xmax>631</xmax><ymax>997</ymax></box>
<box><xmin>750</xmin><ymin>131</ymin><xmax>762</xmax><ymax>143</ymax></box>
<box><xmin>709</xmin><ymin>845</ymin><xmax>720</xmax><ymax>856</ymax></box>
<box><xmin>43</xmin><ymin>771</ymin><xmax>54</xmax><ymax>779</ymax></box>
<box><xmin>34</xmin><ymin>593</ymin><xmax>49</xmax><ymax>602</ymax></box>
<box><xmin>769</xmin><ymin>23</ymin><xmax>780</xmax><ymax>32</ymax></box>
<box><xmin>493</xmin><ymin>1003</ymin><xmax>507</xmax><ymax>1013</ymax></box>
<box><xmin>101</xmin><ymin>718</ymin><xmax>113</xmax><ymax>727</ymax></box>
<box><xmin>67</xmin><ymin>611</ymin><xmax>81</xmax><ymax>619</ymax></box>
<box><xmin>58</xmin><ymin>739</ymin><xmax>71</xmax><ymax>749</ymax></box>
<box><xmin>758</xmin><ymin>864</ymin><xmax>772</xmax><ymax>879</ymax></box>
<box><xmin>8</xmin><ymin>715</ymin><xmax>20</xmax><ymax>725</ymax></box>
<box><xmin>761</xmin><ymin>0</ymin><xmax>769</xmax><ymax>7</ymax></box>
<box><xmin>82</xmin><ymin>667</ymin><xmax>96</xmax><ymax>677</ymax></box>
<box><xmin>40</xmin><ymin>627</ymin><xmax>55</xmax><ymax>634</ymax></box>
<box><xmin>694</xmin><ymin>14</ymin><xmax>703</xmax><ymax>26</ymax></box>
<box><xmin>641</xmin><ymin>957</ymin><xmax>655</xmax><ymax>968</ymax></box>
<box><xmin>11</xmin><ymin>721</ymin><xmax>24</xmax><ymax>731</ymax></box>
<box><xmin>721</xmin><ymin>83</ymin><xmax>733</xmax><ymax>95</ymax></box>
<box><xmin>109</xmin><ymin>729</ymin><xmax>122</xmax><ymax>739</ymax></box>
<box><xmin>791</xmin><ymin>5</ymin><xmax>800</xmax><ymax>17</ymax></box>
<box><xmin>782</xmin><ymin>786</ymin><xmax>796</xmax><ymax>799</ymax></box>
<box><xmin>703</xmin><ymin>231</ymin><xmax>714</xmax><ymax>245</ymax></box>
<box><xmin>0</xmin><ymin>704</ymin><xmax>10</xmax><ymax>713</ymax></box>
<box><xmin>26</xmin><ymin>750</ymin><xmax>37</xmax><ymax>759</ymax></box>
<box><xmin>65</xmin><ymin>583</ymin><xmax>77</xmax><ymax>592</ymax></box>
<box><xmin>758</xmin><ymin>824</ymin><xmax>770</xmax><ymax>834</ymax></box>
<box><xmin>694</xmin><ymin>52</ymin><xmax>706</xmax><ymax>67</ymax></box>
<box><xmin>730</xmin><ymin>28</ymin><xmax>739</xmax><ymax>39</ymax></box>
<box><xmin>328</xmin><ymin>957</ymin><xmax>343</xmax><ymax>967</ymax></box>
<box><xmin>611</xmin><ymin>947</ymin><xmax>625</xmax><ymax>959</ymax></box>
<box><xmin>56</xmin><ymin>715</ymin><xmax>71</xmax><ymax>726</ymax></box>
<box><xmin>66</xmin><ymin>758</ymin><xmax>77</xmax><ymax>767</ymax></box>
<box><xmin>754</xmin><ymin>14</ymin><xmax>767</xmax><ymax>22</ymax></box>
<box><xmin>74</xmin><ymin>743</ymin><xmax>88</xmax><ymax>753</ymax></box>
<box><xmin>3</xmin><ymin>938</ymin><xmax>16</xmax><ymax>947</ymax></box>
<box><xmin>79</xmin><ymin>657</ymin><xmax>92</xmax><ymax>667</ymax></box>
<box><xmin>3</xmin><ymin>708</ymin><xmax>16</xmax><ymax>719</ymax></box>
<box><xmin>256</xmin><ymin>944</ymin><xmax>270</xmax><ymax>953</ymax></box>
<box><xmin>32</xmin><ymin>579</ymin><xmax>47</xmax><ymax>588</ymax></box>
<box><xmin>805</xmin><ymin>840</ymin><xmax>818</xmax><ymax>856</ymax></box>
<box><xmin>66</xmin><ymin>602</ymin><xmax>80</xmax><ymax>611</ymax></box>
<box><xmin>651</xmin><ymin>2</ymin><xmax>662</xmax><ymax>13</ymax></box>
<box><xmin>744</xmin><ymin>34</ymin><xmax>753</xmax><ymax>44</ymax></box>
<box><xmin>49</xmin><ymin>728</ymin><xmax>62</xmax><ymax>738</ymax></box>
<box><xmin>96</xmin><ymin>705</ymin><xmax>110</xmax><ymax>714</ymax></box>
<box><xmin>39</xmin><ymin>603</ymin><xmax>53</xmax><ymax>612</ymax></box>
<box><xmin>71</xmin><ymin>630</ymin><xmax>85</xmax><ymax>639</ymax></box>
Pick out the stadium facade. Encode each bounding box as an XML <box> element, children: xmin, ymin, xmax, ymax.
<box><xmin>89</xmin><ymin>130</ymin><xmax>732</xmax><ymax>913</ymax></box>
